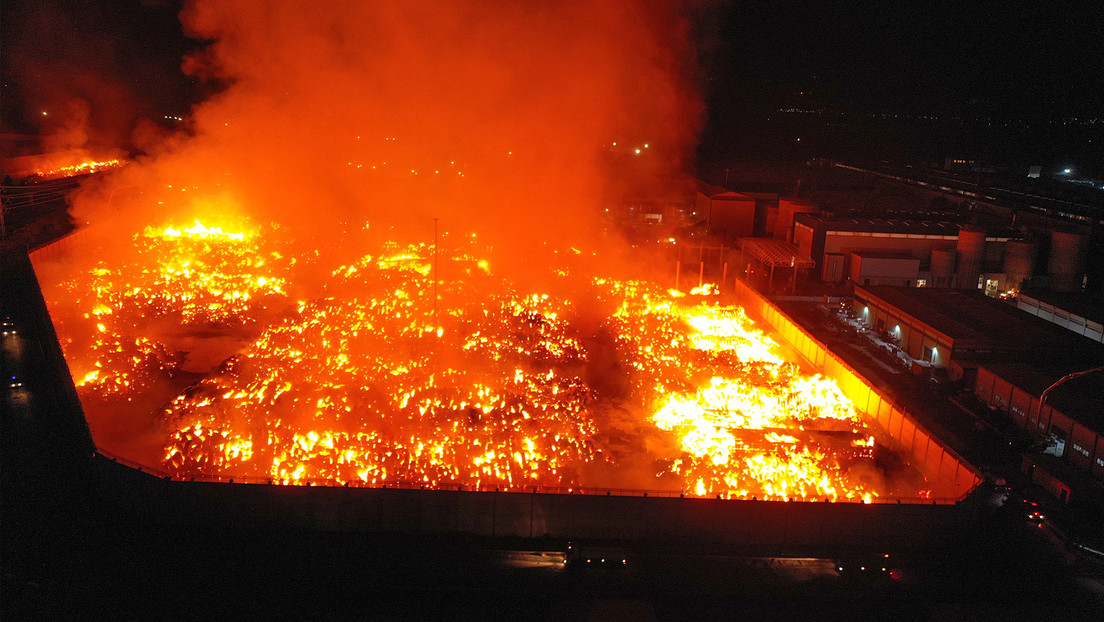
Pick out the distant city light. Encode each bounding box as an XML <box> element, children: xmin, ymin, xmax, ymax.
<box><xmin>635</xmin><ymin>149</ymin><xmax>641</xmax><ymax>154</ymax></box>
<box><xmin>1063</xmin><ymin>168</ymin><xmax>1072</xmax><ymax>174</ymax></box>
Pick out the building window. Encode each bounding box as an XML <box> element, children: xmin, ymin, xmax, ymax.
<box><xmin>924</xmin><ymin>346</ymin><xmax>934</xmax><ymax>362</ymax></box>
<box><xmin>917</xmin><ymin>279</ymin><xmax>928</xmax><ymax>287</ymax></box>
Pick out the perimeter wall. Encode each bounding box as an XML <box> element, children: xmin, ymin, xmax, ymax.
<box><xmin>98</xmin><ymin>458</ymin><xmax>956</xmax><ymax>551</ymax></box>
<box><xmin>732</xmin><ymin>278</ymin><xmax>982</xmax><ymax>499</ymax></box>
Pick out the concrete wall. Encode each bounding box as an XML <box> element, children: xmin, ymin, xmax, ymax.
<box><xmin>732</xmin><ymin>278</ymin><xmax>982</xmax><ymax>500</ymax></box>
<box><xmin>1016</xmin><ymin>295</ymin><xmax>1104</xmax><ymax>344</ymax></box>
<box><xmin>97</xmin><ymin>458</ymin><xmax>958</xmax><ymax>551</ymax></box>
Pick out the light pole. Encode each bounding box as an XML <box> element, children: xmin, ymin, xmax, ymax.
<box><xmin>433</xmin><ymin>217</ymin><xmax>439</xmax><ymax>332</ymax></box>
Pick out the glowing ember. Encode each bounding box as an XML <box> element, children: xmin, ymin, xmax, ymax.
<box><xmin>47</xmin><ymin>225</ymin><xmax>913</xmax><ymax>501</ymax></box>
<box><xmin>54</xmin><ymin>219</ymin><xmax>294</xmax><ymax>400</ymax></box>
<box><xmin>28</xmin><ymin>158</ymin><xmax>123</xmax><ymax>181</ymax></box>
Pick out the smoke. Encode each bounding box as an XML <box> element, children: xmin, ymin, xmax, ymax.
<box><xmin>1</xmin><ymin>0</ymin><xmax>188</xmax><ymax>159</ymax></box>
<box><xmin>35</xmin><ymin>0</ymin><xmax>715</xmax><ymax>485</ymax></box>
<box><xmin>68</xmin><ymin>0</ymin><xmax>703</xmax><ymax>278</ymax></box>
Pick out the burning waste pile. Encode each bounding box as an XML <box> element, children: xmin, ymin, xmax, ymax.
<box><xmin>41</xmin><ymin>219</ymin><xmax>921</xmax><ymax>502</ymax></box>
<box><xmin>24</xmin><ymin>158</ymin><xmax>124</xmax><ymax>183</ymax></box>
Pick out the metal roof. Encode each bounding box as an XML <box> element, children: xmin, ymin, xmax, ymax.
<box><xmin>738</xmin><ymin>238</ymin><xmax>816</xmax><ymax>268</ymax></box>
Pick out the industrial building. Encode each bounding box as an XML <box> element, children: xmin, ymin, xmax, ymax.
<box><xmin>850</xmin><ymin>285</ymin><xmax>1101</xmax><ymax>384</ymax></box>
<box><xmin>696</xmin><ymin>181</ymin><xmax>757</xmax><ymax>240</ymax></box>
<box><xmin>790</xmin><ymin>213</ymin><xmax>1089</xmax><ymax>296</ymax></box>
<box><xmin>844</xmin><ymin>282</ymin><xmax>1104</xmax><ymax>505</ymax></box>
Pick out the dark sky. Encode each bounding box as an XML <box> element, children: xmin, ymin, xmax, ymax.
<box><xmin>0</xmin><ymin>0</ymin><xmax>194</xmax><ymax>147</ymax></box>
<box><xmin>701</xmin><ymin>1</ymin><xmax>1103</xmax><ymax>117</ymax></box>
<box><xmin>3</xmin><ymin>1</ymin><xmax>1101</xmax><ymax>167</ymax></box>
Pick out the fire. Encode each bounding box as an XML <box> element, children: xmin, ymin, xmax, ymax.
<box><xmin>46</xmin><ymin>221</ymin><xmax>908</xmax><ymax>501</ymax></box>
<box><xmin>55</xmin><ymin>218</ymin><xmax>294</xmax><ymax>400</ymax></box>
<box><xmin>28</xmin><ymin>158</ymin><xmax>123</xmax><ymax>181</ymax></box>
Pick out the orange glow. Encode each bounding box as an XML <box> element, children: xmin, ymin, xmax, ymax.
<box><xmin>31</xmin><ymin>2</ymin><xmax>922</xmax><ymax>501</ymax></box>
<box><xmin>29</xmin><ymin>158</ymin><xmax>123</xmax><ymax>181</ymax></box>
<box><xmin>47</xmin><ymin>227</ymin><xmax>898</xmax><ymax>501</ymax></box>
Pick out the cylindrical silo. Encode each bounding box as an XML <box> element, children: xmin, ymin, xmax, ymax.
<box><xmin>1002</xmin><ymin>239</ymin><xmax>1038</xmax><ymax>292</ymax></box>
<box><xmin>1048</xmin><ymin>230</ymin><xmax>1086</xmax><ymax>292</ymax></box>
<box><xmin>955</xmin><ymin>226</ymin><xmax>986</xmax><ymax>289</ymax></box>
<box><xmin>930</xmin><ymin>248</ymin><xmax>956</xmax><ymax>287</ymax></box>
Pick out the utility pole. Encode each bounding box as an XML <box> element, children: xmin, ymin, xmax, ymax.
<box><xmin>433</xmin><ymin>218</ymin><xmax>439</xmax><ymax>332</ymax></box>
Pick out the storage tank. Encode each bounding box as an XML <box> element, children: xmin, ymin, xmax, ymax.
<box><xmin>1002</xmin><ymin>239</ymin><xmax>1037</xmax><ymax>292</ymax></box>
<box><xmin>929</xmin><ymin>249</ymin><xmax>956</xmax><ymax>287</ymax></box>
<box><xmin>955</xmin><ymin>226</ymin><xmax>986</xmax><ymax>289</ymax></box>
<box><xmin>1048</xmin><ymin>230</ymin><xmax>1086</xmax><ymax>292</ymax></box>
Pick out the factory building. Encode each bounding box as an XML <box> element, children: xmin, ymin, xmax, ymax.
<box><xmin>848</xmin><ymin>252</ymin><xmax>920</xmax><ymax>288</ymax></box>
<box><xmin>851</xmin><ymin>284</ymin><xmax>1104</xmax><ymax>505</ymax></box>
<box><xmin>851</xmin><ymin>285</ymin><xmax>1096</xmax><ymax>383</ymax></box>
<box><xmin>772</xmin><ymin>199</ymin><xmax>820</xmax><ymax>244</ymax></box>
<box><xmin>794</xmin><ymin>214</ymin><xmax>1087</xmax><ymax>295</ymax></box>
<box><xmin>696</xmin><ymin>182</ymin><xmax>757</xmax><ymax>240</ymax></box>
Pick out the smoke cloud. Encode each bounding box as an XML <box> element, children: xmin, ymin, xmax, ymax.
<box><xmin>69</xmin><ymin>0</ymin><xmax>702</xmax><ymax>275</ymax></box>
<box><xmin>1</xmin><ymin>0</ymin><xmax>189</xmax><ymax>160</ymax></box>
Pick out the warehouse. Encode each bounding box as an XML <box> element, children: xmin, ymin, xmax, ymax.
<box><xmin>851</xmin><ymin>285</ymin><xmax>1098</xmax><ymax>383</ymax></box>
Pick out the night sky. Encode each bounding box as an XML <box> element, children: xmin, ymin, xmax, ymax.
<box><xmin>3</xmin><ymin>0</ymin><xmax>1102</xmax><ymax>172</ymax></box>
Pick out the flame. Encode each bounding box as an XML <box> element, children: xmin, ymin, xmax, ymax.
<box><xmin>28</xmin><ymin>158</ymin><xmax>123</xmax><ymax>181</ymax></box>
<box><xmin>48</xmin><ymin>224</ymin><xmax>906</xmax><ymax>500</ymax></box>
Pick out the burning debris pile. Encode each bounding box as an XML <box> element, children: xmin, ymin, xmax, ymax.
<box><xmin>55</xmin><ymin>220</ymin><xmax>294</xmax><ymax>400</ymax></box>
<box><xmin>25</xmin><ymin>158</ymin><xmax>123</xmax><ymax>182</ymax></box>
<box><xmin>44</xmin><ymin>220</ymin><xmax>908</xmax><ymax>502</ymax></box>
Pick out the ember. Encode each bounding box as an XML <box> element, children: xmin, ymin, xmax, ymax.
<box><xmin>27</xmin><ymin>158</ymin><xmax>123</xmax><ymax>181</ymax></box>
<box><xmin>45</xmin><ymin>225</ymin><xmax>902</xmax><ymax>501</ymax></box>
